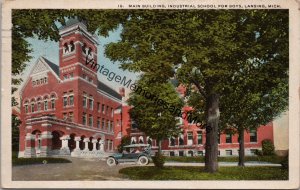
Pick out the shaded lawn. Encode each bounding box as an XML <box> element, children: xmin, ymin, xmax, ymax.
<box><xmin>165</xmin><ymin>156</ymin><xmax>285</xmax><ymax>164</ymax></box>
<box><xmin>119</xmin><ymin>166</ymin><xmax>288</xmax><ymax>180</ymax></box>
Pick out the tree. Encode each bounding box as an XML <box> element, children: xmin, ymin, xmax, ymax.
<box><xmin>104</xmin><ymin>10</ymin><xmax>288</xmax><ymax>172</ymax></box>
<box><xmin>220</xmin><ymin>79</ymin><xmax>288</xmax><ymax>166</ymax></box>
<box><xmin>127</xmin><ymin>75</ymin><xmax>184</xmax><ymax>166</ymax></box>
<box><xmin>117</xmin><ymin>135</ymin><xmax>131</xmax><ymax>153</ymax></box>
<box><xmin>12</xmin><ymin>10</ymin><xmax>288</xmax><ymax>173</ymax></box>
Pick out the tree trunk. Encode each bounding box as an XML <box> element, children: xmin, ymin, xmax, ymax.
<box><xmin>158</xmin><ymin>139</ymin><xmax>162</xmax><ymax>155</ymax></box>
<box><xmin>238</xmin><ymin>128</ymin><xmax>245</xmax><ymax>167</ymax></box>
<box><xmin>204</xmin><ymin>93</ymin><xmax>220</xmax><ymax>173</ymax></box>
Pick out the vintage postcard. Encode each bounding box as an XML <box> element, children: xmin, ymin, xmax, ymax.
<box><xmin>1</xmin><ymin>0</ymin><xmax>299</xmax><ymax>189</ymax></box>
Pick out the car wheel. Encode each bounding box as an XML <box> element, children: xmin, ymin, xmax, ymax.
<box><xmin>106</xmin><ymin>157</ymin><xmax>116</xmax><ymax>166</ymax></box>
<box><xmin>138</xmin><ymin>156</ymin><xmax>149</xmax><ymax>166</ymax></box>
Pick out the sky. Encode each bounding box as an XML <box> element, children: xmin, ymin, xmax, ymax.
<box><xmin>20</xmin><ymin>24</ymin><xmax>138</xmax><ymax>98</ymax></box>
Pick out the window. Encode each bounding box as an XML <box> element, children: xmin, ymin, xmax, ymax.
<box><xmin>83</xmin><ymin>96</ymin><xmax>87</xmax><ymax>107</ymax></box>
<box><xmin>31</xmin><ymin>103</ymin><xmax>35</xmax><ymax>112</ymax></box>
<box><xmin>32</xmin><ymin>81</ymin><xmax>36</xmax><ymax>86</ymax></box>
<box><xmin>188</xmin><ymin>150</ymin><xmax>194</xmax><ymax>156</ymax></box>
<box><xmin>64</xmin><ymin>75</ymin><xmax>68</xmax><ymax>80</ymax></box>
<box><xmin>63</xmin><ymin>96</ymin><xmax>68</xmax><ymax>107</ymax></box>
<box><xmin>44</xmin><ymin>77</ymin><xmax>47</xmax><ymax>83</ymax></box>
<box><xmin>250</xmin><ymin>149</ymin><xmax>257</xmax><ymax>155</ymax></box>
<box><xmin>170</xmin><ymin>151</ymin><xmax>175</xmax><ymax>156</ymax></box>
<box><xmin>89</xmin><ymin>99</ymin><xmax>93</xmax><ymax>110</ymax></box>
<box><xmin>111</xmin><ymin>108</ymin><xmax>114</xmax><ymax>117</ymax></box>
<box><xmin>226</xmin><ymin>133</ymin><xmax>232</xmax><ymax>143</ymax></box>
<box><xmin>70</xmin><ymin>73</ymin><xmax>74</xmax><ymax>78</ymax></box>
<box><xmin>226</xmin><ymin>150</ymin><xmax>233</xmax><ymax>156</ymax></box>
<box><xmin>44</xmin><ymin>101</ymin><xmax>48</xmax><ymax>110</ymax></box>
<box><xmin>139</xmin><ymin>137</ymin><xmax>144</xmax><ymax>144</ymax></box>
<box><xmin>106</xmin><ymin>120</ymin><xmax>109</xmax><ymax>131</ymax></box>
<box><xmin>170</xmin><ymin>137</ymin><xmax>175</xmax><ymax>146</ymax></box>
<box><xmin>97</xmin><ymin>117</ymin><xmax>100</xmax><ymax>128</ymax></box>
<box><xmin>82</xmin><ymin>113</ymin><xmax>87</xmax><ymax>125</ymax></box>
<box><xmin>69</xmin><ymin>95</ymin><xmax>74</xmax><ymax>106</ymax></box>
<box><xmin>250</xmin><ymin>129</ymin><xmax>257</xmax><ymax>142</ymax></box>
<box><xmin>218</xmin><ymin>150</ymin><xmax>220</xmax><ymax>156</ymax></box>
<box><xmin>218</xmin><ymin>133</ymin><xmax>220</xmax><ymax>144</ymax></box>
<box><xmin>25</xmin><ymin>105</ymin><xmax>28</xmax><ymax>113</ymax></box>
<box><xmin>51</xmin><ymin>99</ymin><xmax>55</xmax><ymax>109</ymax></box>
<box><xmin>179</xmin><ymin>136</ymin><xmax>184</xmax><ymax>145</ymax></box>
<box><xmin>70</xmin><ymin>41</ymin><xmax>75</xmax><ymax>52</ymax></box>
<box><xmin>97</xmin><ymin>102</ymin><xmax>100</xmax><ymax>112</ymax></box>
<box><xmin>69</xmin><ymin>112</ymin><xmax>73</xmax><ymax>121</ymax></box>
<box><xmin>88</xmin><ymin>77</ymin><xmax>92</xmax><ymax>83</ymax></box>
<box><xmin>102</xmin><ymin>118</ymin><xmax>105</xmax><ymax>130</ymax></box>
<box><xmin>198</xmin><ymin>151</ymin><xmax>204</xmax><ymax>156</ymax></box>
<box><xmin>179</xmin><ymin>151</ymin><xmax>184</xmax><ymax>156</ymax></box>
<box><xmin>89</xmin><ymin>115</ymin><xmax>93</xmax><ymax>127</ymax></box>
<box><xmin>102</xmin><ymin>104</ymin><xmax>105</xmax><ymax>114</ymax></box>
<box><xmin>106</xmin><ymin>106</ymin><xmax>109</xmax><ymax>115</ymax></box>
<box><xmin>187</xmin><ymin>132</ymin><xmax>193</xmax><ymax>145</ymax></box>
<box><xmin>63</xmin><ymin>113</ymin><xmax>67</xmax><ymax>120</ymax></box>
<box><xmin>111</xmin><ymin>120</ymin><xmax>114</xmax><ymax>131</ymax></box>
<box><xmin>107</xmin><ymin>121</ymin><xmax>111</xmax><ymax>131</ymax></box>
<box><xmin>197</xmin><ymin>131</ymin><xmax>202</xmax><ymax>144</ymax></box>
<box><xmin>83</xmin><ymin>74</ymin><xmax>86</xmax><ymax>79</ymax></box>
<box><xmin>37</xmin><ymin>102</ymin><xmax>41</xmax><ymax>111</ymax></box>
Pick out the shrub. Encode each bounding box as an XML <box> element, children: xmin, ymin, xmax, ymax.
<box><xmin>262</xmin><ymin>139</ymin><xmax>275</xmax><ymax>155</ymax></box>
<box><xmin>152</xmin><ymin>154</ymin><xmax>165</xmax><ymax>168</ymax></box>
<box><xmin>254</xmin><ymin>149</ymin><xmax>263</xmax><ymax>156</ymax></box>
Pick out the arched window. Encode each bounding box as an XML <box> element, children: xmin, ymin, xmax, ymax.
<box><xmin>64</xmin><ymin>43</ymin><xmax>69</xmax><ymax>53</ymax></box>
<box><xmin>147</xmin><ymin>137</ymin><xmax>152</xmax><ymax>146</ymax></box>
<box><xmin>139</xmin><ymin>136</ymin><xmax>144</xmax><ymax>144</ymax></box>
<box><xmin>179</xmin><ymin>135</ymin><xmax>184</xmax><ymax>146</ymax></box>
<box><xmin>88</xmin><ymin>47</ymin><xmax>92</xmax><ymax>56</ymax></box>
<box><xmin>70</xmin><ymin>41</ymin><xmax>75</xmax><ymax>52</ymax></box>
<box><xmin>82</xmin><ymin>43</ymin><xmax>87</xmax><ymax>53</ymax></box>
<box><xmin>170</xmin><ymin>137</ymin><xmax>176</xmax><ymax>146</ymax></box>
<box><xmin>37</xmin><ymin>98</ymin><xmax>42</xmax><ymax>111</ymax></box>
<box><xmin>30</xmin><ymin>99</ymin><xmax>35</xmax><ymax>113</ymax></box>
<box><xmin>24</xmin><ymin>100</ymin><xmax>29</xmax><ymax>113</ymax></box>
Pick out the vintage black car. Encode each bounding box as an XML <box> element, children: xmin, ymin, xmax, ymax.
<box><xmin>106</xmin><ymin>144</ymin><xmax>151</xmax><ymax>166</ymax></box>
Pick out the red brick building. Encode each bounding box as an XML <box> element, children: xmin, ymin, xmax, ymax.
<box><xmin>18</xmin><ymin>19</ymin><xmax>123</xmax><ymax>158</ymax></box>
<box><xmin>18</xmin><ymin>19</ymin><xmax>274</xmax><ymax>158</ymax></box>
<box><xmin>126</xmin><ymin>85</ymin><xmax>274</xmax><ymax>157</ymax></box>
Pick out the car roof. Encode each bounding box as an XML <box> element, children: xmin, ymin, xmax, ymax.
<box><xmin>123</xmin><ymin>144</ymin><xmax>150</xmax><ymax>148</ymax></box>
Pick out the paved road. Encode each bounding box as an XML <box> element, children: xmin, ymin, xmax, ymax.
<box><xmin>12</xmin><ymin>157</ymin><xmax>281</xmax><ymax>181</ymax></box>
<box><xmin>12</xmin><ymin>157</ymin><xmax>131</xmax><ymax>181</ymax></box>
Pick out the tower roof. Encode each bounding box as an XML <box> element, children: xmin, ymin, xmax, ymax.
<box><xmin>59</xmin><ymin>17</ymin><xmax>87</xmax><ymax>30</ymax></box>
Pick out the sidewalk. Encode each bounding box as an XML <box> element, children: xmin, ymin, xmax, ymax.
<box><xmin>164</xmin><ymin>161</ymin><xmax>281</xmax><ymax>167</ymax></box>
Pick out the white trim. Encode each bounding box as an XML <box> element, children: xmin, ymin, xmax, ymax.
<box><xmin>59</xmin><ymin>23</ymin><xmax>99</xmax><ymax>45</ymax></box>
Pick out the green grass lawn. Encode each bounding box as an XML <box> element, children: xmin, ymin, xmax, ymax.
<box><xmin>119</xmin><ymin>166</ymin><xmax>288</xmax><ymax>180</ymax></box>
<box><xmin>165</xmin><ymin>155</ymin><xmax>285</xmax><ymax>164</ymax></box>
<box><xmin>12</xmin><ymin>151</ymin><xmax>71</xmax><ymax>166</ymax></box>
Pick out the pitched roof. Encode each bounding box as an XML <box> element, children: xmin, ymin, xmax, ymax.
<box><xmin>40</xmin><ymin>57</ymin><xmax>121</xmax><ymax>101</ymax></box>
<box><xmin>59</xmin><ymin>17</ymin><xmax>87</xmax><ymax>30</ymax></box>
<box><xmin>97</xmin><ymin>80</ymin><xmax>122</xmax><ymax>100</ymax></box>
<box><xmin>42</xmin><ymin>57</ymin><xmax>59</xmax><ymax>76</ymax></box>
